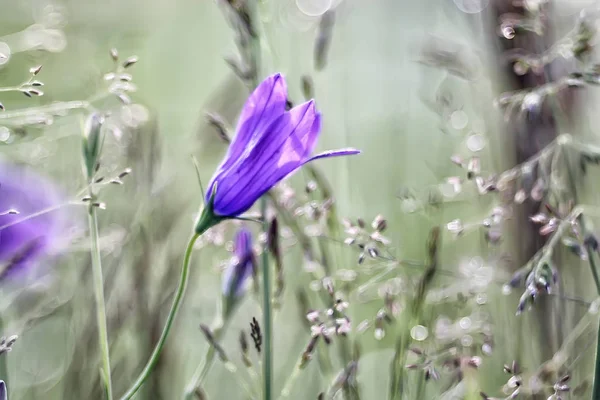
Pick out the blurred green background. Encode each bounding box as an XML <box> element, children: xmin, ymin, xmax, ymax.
<box><xmin>0</xmin><ymin>0</ymin><xmax>598</xmax><ymax>399</ymax></box>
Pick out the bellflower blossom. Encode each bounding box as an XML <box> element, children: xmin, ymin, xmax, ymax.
<box><xmin>0</xmin><ymin>158</ymin><xmax>66</xmax><ymax>282</ymax></box>
<box><xmin>195</xmin><ymin>73</ymin><xmax>360</xmax><ymax>234</ymax></box>
<box><xmin>222</xmin><ymin>226</ymin><xmax>256</xmax><ymax>318</ymax></box>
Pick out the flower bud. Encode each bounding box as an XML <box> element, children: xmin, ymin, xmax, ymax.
<box><xmin>222</xmin><ymin>226</ymin><xmax>256</xmax><ymax>319</ymax></box>
<box><xmin>82</xmin><ymin>112</ymin><xmax>104</xmax><ymax>180</ymax></box>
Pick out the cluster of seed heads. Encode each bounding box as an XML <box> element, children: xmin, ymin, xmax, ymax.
<box><xmin>448</xmin><ymin>155</ymin><xmax>497</xmax><ymax>196</ymax></box>
<box><xmin>353</xmin><ymin>293</ymin><xmax>398</xmax><ymax>341</ymax></box>
<box><xmin>249</xmin><ymin>317</ymin><xmax>261</xmax><ymax>354</ymax></box>
<box><xmin>20</xmin><ymin>65</ymin><xmax>45</xmax><ymax>99</ymax></box>
<box><xmin>445</xmin><ymin>135</ymin><xmax>581</xmax><ymax>244</ymax></box>
<box><xmin>494</xmin><ymin>7</ymin><xmax>600</xmax><ymax>121</ymax></box>
<box><xmin>513</xmin><ymin>258</ymin><xmax>558</xmax><ymax>315</ymax></box>
<box><xmin>80</xmin><ymin>166</ymin><xmax>132</xmax><ymax>210</ymax></box>
<box><xmin>446</xmin><ymin>205</ymin><xmax>508</xmax><ymax>245</ymax></box>
<box><xmin>103</xmin><ymin>49</ymin><xmax>139</xmax><ymax>105</ymax></box>
<box><xmin>498</xmin><ymin>10</ymin><xmax>591</xmax><ymax>69</ymax></box>
<box><xmin>302</xmin><ymin>278</ymin><xmax>351</xmax><ymax>365</ymax></box>
<box><xmin>342</xmin><ymin>215</ymin><xmax>390</xmax><ymax>264</ymax></box>
<box><xmin>407</xmin><ymin>346</ymin><xmax>483</xmax><ymax>383</ymax></box>
<box><xmin>480</xmin><ymin>361</ymin><xmax>523</xmax><ymax>400</ymax></box>
<box><xmin>443</xmin><ymin>133</ymin><xmax>600</xmax><ymax>314</ymax></box>
<box><xmin>481</xmin><ymin>360</ymin><xmax>587</xmax><ymax>400</ymax></box>
<box><xmin>219</xmin><ymin>0</ymin><xmax>258</xmax><ymax>82</ymax></box>
<box><xmin>507</xmin><ymin>206</ymin><xmax>589</xmax><ymax>314</ymax></box>
<box><xmin>294</xmin><ymin>197</ymin><xmax>334</xmax><ymax>236</ymax></box>
<box><xmin>0</xmin><ymin>65</ymin><xmax>45</xmax><ymax>111</ymax></box>
<box><xmin>530</xmin><ymin>202</ymin><xmax>600</xmax><ymax>262</ymax></box>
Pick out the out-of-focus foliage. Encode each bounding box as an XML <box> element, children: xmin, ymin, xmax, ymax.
<box><xmin>0</xmin><ymin>0</ymin><xmax>599</xmax><ymax>400</ymax></box>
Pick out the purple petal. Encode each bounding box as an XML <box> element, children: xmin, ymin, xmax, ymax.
<box><xmin>0</xmin><ymin>160</ymin><xmax>67</xmax><ymax>281</ymax></box>
<box><xmin>305</xmin><ymin>148</ymin><xmax>361</xmax><ymax>162</ymax></box>
<box><xmin>233</xmin><ymin>226</ymin><xmax>253</xmax><ymax>259</ymax></box>
<box><xmin>213</xmin><ymin>100</ymin><xmax>320</xmax><ymax>215</ymax></box>
<box><xmin>237</xmin><ymin>74</ymin><xmax>288</xmax><ymax>139</ymax></box>
<box><xmin>206</xmin><ymin>74</ymin><xmax>287</xmax><ymax>204</ymax></box>
<box><xmin>0</xmin><ymin>380</ymin><xmax>6</xmax><ymax>400</ymax></box>
<box><xmin>222</xmin><ymin>226</ymin><xmax>254</xmax><ymax>298</ymax></box>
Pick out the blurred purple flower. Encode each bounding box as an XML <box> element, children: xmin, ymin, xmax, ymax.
<box><xmin>0</xmin><ymin>380</ymin><xmax>6</xmax><ymax>400</ymax></box>
<box><xmin>222</xmin><ymin>226</ymin><xmax>256</xmax><ymax>317</ymax></box>
<box><xmin>0</xmin><ymin>159</ymin><xmax>67</xmax><ymax>281</ymax></box>
<box><xmin>222</xmin><ymin>226</ymin><xmax>255</xmax><ymax>298</ymax></box>
<box><xmin>205</xmin><ymin>73</ymin><xmax>360</xmax><ymax>218</ymax></box>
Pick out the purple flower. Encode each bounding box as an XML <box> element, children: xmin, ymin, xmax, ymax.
<box><xmin>205</xmin><ymin>73</ymin><xmax>359</xmax><ymax>219</ymax></box>
<box><xmin>0</xmin><ymin>380</ymin><xmax>6</xmax><ymax>400</ymax></box>
<box><xmin>222</xmin><ymin>226</ymin><xmax>256</xmax><ymax>317</ymax></box>
<box><xmin>0</xmin><ymin>159</ymin><xmax>66</xmax><ymax>281</ymax></box>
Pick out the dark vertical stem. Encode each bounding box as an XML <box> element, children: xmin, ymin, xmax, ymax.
<box><xmin>488</xmin><ymin>0</ymin><xmax>572</xmax><ymax>369</ymax></box>
<box><xmin>245</xmin><ymin>1</ymin><xmax>272</xmax><ymax>397</ymax></box>
<box><xmin>261</xmin><ymin>197</ymin><xmax>273</xmax><ymax>400</ymax></box>
<box><xmin>389</xmin><ymin>228</ymin><xmax>439</xmax><ymax>400</ymax></box>
<box><xmin>89</xmin><ymin>205</ymin><xmax>114</xmax><ymax>400</ymax></box>
<box><xmin>0</xmin><ymin>317</ymin><xmax>8</xmax><ymax>389</ymax></box>
<box><xmin>593</xmin><ymin>316</ymin><xmax>600</xmax><ymax>400</ymax></box>
<box><xmin>118</xmin><ymin>233</ymin><xmax>200</xmax><ymax>400</ymax></box>
<box><xmin>565</xmin><ymin>151</ymin><xmax>600</xmax><ymax>398</ymax></box>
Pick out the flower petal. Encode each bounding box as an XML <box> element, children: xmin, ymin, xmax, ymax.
<box><xmin>237</xmin><ymin>73</ymin><xmax>288</xmax><ymax>140</ymax></box>
<box><xmin>206</xmin><ymin>74</ymin><xmax>287</xmax><ymax>204</ymax></box>
<box><xmin>222</xmin><ymin>226</ymin><xmax>254</xmax><ymax>298</ymax></box>
<box><xmin>214</xmin><ymin>100</ymin><xmax>319</xmax><ymax>215</ymax></box>
<box><xmin>0</xmin><ymin>159</ymin><xmax>67</xmax><ymax>281</ymax></box>
<box><xmin>305</xmin><ymin>147</ymin><xmax>361</xmax><ymax>162</ymax></box>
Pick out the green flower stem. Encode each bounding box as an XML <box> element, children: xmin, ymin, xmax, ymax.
<box><xmin>389</xmin><ymin>228</ymin><xmax>439</xmax><ymax>400</ymax></box>
<box><xmin>552</xmin><ymin>142</ymin><xmax>600</xmax><ymax>400</ymax></box>
<box><xmin>88</xmin><ymin>205</ymin><xmax>114</xmax><ymax>400</ymax></box>
<box><xmin>119</xmin><ymin>232</ymin><xmax>200</xmax><ymax>400</ymax></box>
<box><xmin>244</xmin><ymin>0</ymin><xmax>272</xmax><ymax>396</ymax></box>
<box><xmin>590</xmin><ymin>262</ymin><xmax>600</xmax><ymax>400</ymax></box>
<box><xmin>0</xmin><ymin>317</ymin><xmax>8</xmax><ymax>387</ymax></box>
<box><xmin>581</xmin><ymin>216</ymin><xmax>600</xmax><ymax>399</ymax></box>
<box><xmin>261</xmin><ymin>196</ymin><xmax>273</xmax><ymax>400</ymax></box>
<box><xmin>560</xmin><ymin>143</ymin><xmax>600</xmax><ymax>400</ymax></box>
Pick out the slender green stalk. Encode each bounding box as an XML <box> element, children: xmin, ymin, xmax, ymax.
<box><xmin>560</xmin><ymin>142</ymin><xmax>600</xmax><ymax>400</ymax></box>
<box><xmin>244</xmin><ymin>0</ymin><xmax>272</xmax><ymax>397</ymax></box>
<box><xmin>88</xmin><ymin>205</ymin><xmax>114</xmax><ymax>400</ymax></box>
<box><xmin>197</xmin><ymin>347</ymin><xmax>216</xmax><ymax>386</ymax></box>
<box><xmin>583</xmin><ymin>219</ymin><xmax>600</xmax><ymax>399</ymax></box>
<box><xmin>0</xmin><ymin>317</ymin><xmax>8</xmax><ymax>387</ymax></box>
<box><xmin>389</xmin><ymin>228</ymin><xmax>439</xmax><ymax>400</ymax></box>
<box><xmin>119</xmin><ymin>233</ymin><xmax>200</xmax><ymax>400</ymax></box>
<box><xmin>183</xmin><ymin>347</ymin><xmax>216</xmax><ymax>400</ymax></box>
<box><xmin>261</xmin><ymin>197</ymin><xmax>273</xmax><ymax>400</ymax></box>
<box><xmin>590</xmin><ymin>268</ymin><xmax>600</xmax><ymax>400</ymax></box>
<box><xmin>183</xmin><ymin>322</ymin><xmax>224</xmax><ymax>399</ymax></box>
